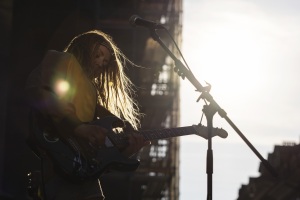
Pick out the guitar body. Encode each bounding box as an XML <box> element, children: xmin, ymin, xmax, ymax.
<box><xmin>31</xmin><ymin>114</ymin><xmax>228</xmax><ymax>182</ymax></box>
<box><xmin>33</xmin><ymin>116</ymin><xmax>140</xmax><ymax>182</ymax></box>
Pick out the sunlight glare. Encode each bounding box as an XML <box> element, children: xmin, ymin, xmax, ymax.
<box><xmin>196</xmin><ymin>26</ymin><xmax>266</xmax><ymax>96</ymax></box>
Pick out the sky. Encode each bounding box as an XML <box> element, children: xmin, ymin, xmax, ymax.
<box><xmin>179</xmin><ymin>0</ymin><xmax>300</xmax><ymax>199</ymax></box>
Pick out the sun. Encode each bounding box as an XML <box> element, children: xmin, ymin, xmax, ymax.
<box><xmin>181</xmin><ymin>15</ymin><xmax>271</xmax><ymax>104</ymax></box>
<box><xmin>180</xmin><ymin>10</ymin><xmax>272</xmax><ymax>129</ymax></box>
<box><xmin>200</xmin><ymin>28</ymin><xmax>265</xmax><ymax>93</ymax></box>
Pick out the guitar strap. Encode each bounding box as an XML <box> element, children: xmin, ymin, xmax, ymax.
<box><xmin>27</xmin><ymin>108</ymin><xmax>58</xmax><ymax>158</ymax></box>
<box><xmin>94</xmin><ymin>104</ymin><xmax>115</xmax><ymax>119</ymax></box>
<box><xmin>95</xmin><ymin>104</ymin><xmax>134</xmax><ymax>132</ymax></box>
<box><xmin>27</xmin><ymin>109</ymin><xmax>42</xmax><ymax>158</ymax></box>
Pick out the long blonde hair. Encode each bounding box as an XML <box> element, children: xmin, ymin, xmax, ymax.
<box><xmin>64</xmin><ymin>30</ymin><xmax>141</xmax><ymax>130</ymax></box>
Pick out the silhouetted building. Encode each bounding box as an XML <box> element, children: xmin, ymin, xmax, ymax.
<box><xmin>238</xmin><ymin>142</ymin><xmax>300</xmax><ymax>200</ymax></box>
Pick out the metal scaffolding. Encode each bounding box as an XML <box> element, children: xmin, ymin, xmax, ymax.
<box><xmin>97</xmin><ymin>0</ymin><xmax>183</xmax><ymax>199</ymax></box>
<box><xmin>1</xmin><ymin>0</ymin><xmax>183</xmax><ymax>199</ymax></box>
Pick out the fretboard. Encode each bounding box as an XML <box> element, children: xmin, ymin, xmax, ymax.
<box><xmin>108</xmin><ymin>125</ymin><xmax>203</xmax><ymax>146</ymax></box>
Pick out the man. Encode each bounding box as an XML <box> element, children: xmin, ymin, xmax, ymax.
<box><xmin>25</xmin><ymin>30</ymin><xmax>150</xmax><ymax>200</ymax></box>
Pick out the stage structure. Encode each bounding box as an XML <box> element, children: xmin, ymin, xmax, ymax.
<box><xmin>0</xmin><ymin>0</ymin><xmax>183</xmax><ymax>199</ymax></box>
<box><xmin>96</xmin><ymin>1</ymin><xmax>183</xmax><ymax>199</ymax></box>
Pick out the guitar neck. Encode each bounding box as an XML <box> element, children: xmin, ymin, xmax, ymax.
<box><xmin>139</xmin><ymin>126</ymin><xmax>198</xmax><ymax>140</ymax></box>
<box><xmin>108</xmin><ymin>126</ymin><xmax>199</xmax><ymax>146</ymax></box>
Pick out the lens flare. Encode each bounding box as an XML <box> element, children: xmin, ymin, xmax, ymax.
<box><xmin>54</xmin><ymin>79</ymin><xmax>70</xmax><ymax>97</ymax></box>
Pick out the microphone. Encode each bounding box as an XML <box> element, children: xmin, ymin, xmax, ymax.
<box><xmin>129</xmin><ymin>15</ymin><xmax>164</xmax><ymax>29</ymax></box>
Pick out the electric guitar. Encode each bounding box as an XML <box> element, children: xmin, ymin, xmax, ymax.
<box><xmin>32</xmin><ymin>115</ymin><xmax>228</xmax><ymax>182</ymax></box>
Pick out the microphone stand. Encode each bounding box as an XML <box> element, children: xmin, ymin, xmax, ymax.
<box><xmin>148</xmin><ymin>28</ymin><xmax>278</xmax><ymax>200</ymax></box>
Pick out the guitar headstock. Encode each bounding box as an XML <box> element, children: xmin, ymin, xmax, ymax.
<box><xmin>193</xmin><ymin>124</ymin><xmax>228</xmax><ymax>139</ymax></box>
